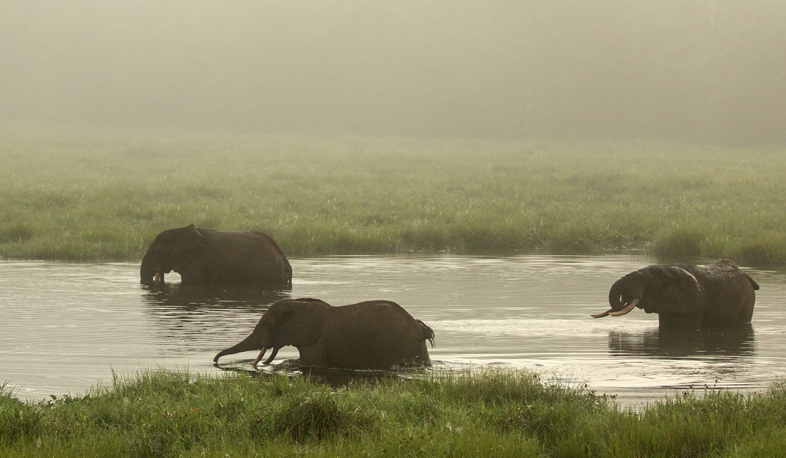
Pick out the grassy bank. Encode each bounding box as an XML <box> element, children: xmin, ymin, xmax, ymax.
<box><xmin>2</xmin><ymin>126</ymin><xmax>785</xmax><ymax>265</ymax></box>
<box><xmin>2</xmin><ymin>369</ymin><xmax>785</xmax><ymax>457</ymax></box>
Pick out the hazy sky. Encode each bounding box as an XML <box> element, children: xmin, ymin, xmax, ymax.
<box><xmin>1</xmin><ymin>1</ymin><xmax>784</xmax><ymax>143</ymax></box>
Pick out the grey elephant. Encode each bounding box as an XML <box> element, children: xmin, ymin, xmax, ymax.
<box><xmin>592</xmin><ymin>259</ymin><xmax>759</xmax><ymax>330</ymax></box>
<box><xmin>140</xmin><ymin>224</ymin><xmax>292</xmax><ymax>288</ymax></box>
<box><xmin>213</xmin><ymin>298</ymin><xmax>435</xmax><ymax>370</ymax></box>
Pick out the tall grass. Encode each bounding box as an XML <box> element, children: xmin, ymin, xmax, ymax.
<box><xmin>2</xmin><ymin>369</ymin><xmax>786</xmax><ymax>457</ymax></box>
<box><xmin>2</xmin><ymin>126</ymin><xmax>785</xmax><ymax>265</ymax></box>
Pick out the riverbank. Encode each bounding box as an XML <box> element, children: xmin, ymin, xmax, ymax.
<box><xmin>2</xmin><ymin>128</ymin><xmax>785</xmax><ymax>265</ymax></box>
<box><xmin>1</xmin><ymin>369</ymin><xmax>784</xmax><ymax>457</ymax></box>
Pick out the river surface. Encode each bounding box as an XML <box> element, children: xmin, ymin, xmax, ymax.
<box><xmin>2</xmin><ymin>255</ymin><xmax>785</xmax><ymax>408</ymax></box>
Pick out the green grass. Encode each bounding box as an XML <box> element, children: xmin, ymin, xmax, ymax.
<box><xmin>2</xmin><ymin>369</ymin><xmax>786</xmax><ymax>457</ymax></box>
<box><xmin>2</xmin><ymin>125</ymin><xmax>786</xmax><ymax>265</ymax></box>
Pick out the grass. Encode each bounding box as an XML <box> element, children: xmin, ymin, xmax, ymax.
<box><xmin>1</xmin><ymin>125</ymin><xmax>786</xmax><ymax>266</ymax></box>
<box><xmin>2</xmin><ymin>368</ymin><xmax>786</xmax><ymax>457</ymax></box>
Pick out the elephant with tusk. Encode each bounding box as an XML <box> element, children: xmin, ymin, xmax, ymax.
<box><xmin>214</xmin><ymin>298</ymin><xmax>435</xmax><ymax>370</ymax></box>
<box><xmin>592</xmin><ymin>259</ymin><xmax>759</xmax><ymax>330</ymax></box>
<box><xmin>140</xmin><ymin>224</ymin><xmax>292</xmax><ymax>288</ymax></box>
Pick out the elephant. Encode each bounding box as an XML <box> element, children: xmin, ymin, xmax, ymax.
<box><xmin>140</xmin><ymin>224</ymin><xmax>292</xmax><ymax>288</ymax></box>
<box><xmin>213</xmin><ymin>298</ymin><xmax>435</xmax><ymax>370</ymax></box>
<box><xmin>591</xmin><ymin>259</ymin><xmax>759</xmax><ymax>330</ymax></box>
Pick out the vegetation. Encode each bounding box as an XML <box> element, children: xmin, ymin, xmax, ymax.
<box><xmin>1</xmin><ymin>127</ymin><xmax>785</xmax><ymax>266</ymax></box>
<box><xmin>1</xmin><ymin>368</ymin><xmax>785</xmax><ymax>457</ymax></box>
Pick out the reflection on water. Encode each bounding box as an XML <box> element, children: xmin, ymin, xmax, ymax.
<box><xmin>139</xmin><ymin>283</ymin><xmax>290</xmax><ymax>355</ymax></box>
<box><xmin>609</xmin><ymin>327</ymin><xmax>756</xmax><ymax>358</ymax></box>
<box><xmin>1</xmin><ymin>256</ymin><xmax>785</xmax><ymax>409</ymax></box>
<box><xmin>141</xmin><ymin>283</ymin><xmax>289</xmax><ymax>310</ymax></box>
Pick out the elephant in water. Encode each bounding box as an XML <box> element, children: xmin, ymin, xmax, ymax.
<box><xmin>592</xmin><ymin>259</ymin><xmax>759</xmax><ymax>330</ymax></box>
<box><xmin>214</xmin><ymin>298</ymin><xmax>435</xmax><ymax>370</ymax></box>
<box><xmin>140</xmin><ymin>224</ymin><xmax>292</xmax><ymax>288</ymax></box>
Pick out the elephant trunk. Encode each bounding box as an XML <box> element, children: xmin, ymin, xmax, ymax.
<box><xmin>608</xmin><ymin>277</ymin><xmax>628</xmax><ymax>309</ymax></box>
<box><xmin>140</xmin><ymin>249</ymin><xmax>163</xmax><ymax>285</ymax></box>
<box><xmin>255</xmin><ymin>346</ymin><xmax>280</xmax><ymax>366</ymax></box>
<box><xmin>592</xmin><ymin>275</ymin><xmax>640</xmax><ymax>319</ymax></box>
<box><xmin>213</xmin><ymin>333</ymin><xmax>262</xmax><ymax>364</ymax></box>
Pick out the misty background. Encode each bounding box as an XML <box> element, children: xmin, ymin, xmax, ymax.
<box><xmin>1</xmin><ymin>0</ymin><xmax>784</xmax><ymax>144</ymax></box>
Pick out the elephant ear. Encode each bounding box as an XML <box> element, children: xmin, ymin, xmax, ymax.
<box><xmin>171</xmin><ymin>224</ymin><xmax>207</xmax><ymax>271</ymax></box>
<box><xmin>654</xmin><ymin>266</ymin><xmax>703</xmax><ymax>315</ymax></box>
<box><xmin>266</xmin><ymin>299</ymin><xmax>327</xmax><ymax>348</ymax></box>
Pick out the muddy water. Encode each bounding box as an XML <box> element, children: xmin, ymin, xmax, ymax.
<box><xmin>1</xmin><ymin>255</ymin><xmax>785</xmax><ymax>408</ymax></box>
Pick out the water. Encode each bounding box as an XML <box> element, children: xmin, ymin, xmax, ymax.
<box><xmin>1</xmin><ymin>255</ymin><xmax>785</xmax><ymax>408</ymax></box>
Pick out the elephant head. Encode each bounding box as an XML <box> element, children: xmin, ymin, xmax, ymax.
<box><xmin>213</xmin><ymin>299</ymin><xmax>328</xmax><ymax>366</ymax></box>
<box><xmin>140</xmin><ymin>224</ymin><xmax>207</xmax><ymax>284</ymax></box>
<box><xmin>592</xmin><ymin>265</ymin><xmax>703</xmax><ymax>320</ymax></box>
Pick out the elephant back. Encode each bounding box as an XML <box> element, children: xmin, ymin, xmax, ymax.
<box><xmin>697</xmin><ymin>261</ymin><xmax>757</xmax><ymax>325</ymax></box>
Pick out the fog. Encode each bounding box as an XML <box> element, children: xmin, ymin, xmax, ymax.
<box><xmin>1</xmin><ymin>1</ymin><xmax>784</xmax><ymax>144</ymax></box>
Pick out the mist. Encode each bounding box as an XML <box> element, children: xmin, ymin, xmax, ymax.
<box><xmin>1</xmin><ymin>0</ymin><xmax>784</xmax><ymax>144</ymax></box>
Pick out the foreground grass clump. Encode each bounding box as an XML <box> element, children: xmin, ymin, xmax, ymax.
<box><xmin>1</xmin><ymin>126</ymin><xmax>786</xmax><ymax>265</ymax></box>
<box><xmin>2</xmin><ymin>370</ymin><xmax>786</xmax><ymax>457</ymax></box>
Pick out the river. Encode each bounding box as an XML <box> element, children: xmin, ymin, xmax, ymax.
<box><xmin>2</xmin><ymin>255</ymin><xmax>784</xmax><ymax>409</ymax></box>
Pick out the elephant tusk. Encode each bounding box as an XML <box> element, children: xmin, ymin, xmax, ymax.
<box><xmin>153</xmin><ymin>272</ymin><xmax>163</xmax><ymax>284</ymax></box>
<box><xmin>608</xmin><ymin>299</ymin><xmax>640</xmax><ymax>316</ymax></box>
<box><xmin>263</xmin><ymin>347</ymin><xmax>280</xmax><ymax>365</ymax></box>
<box><xmin>253</xmin><ymin>347</ymin><xmax>268</xmax><ymax>366</ymax></box>
<box><xmin>591</xmin><ymin>309</ymin><xmax>612</xmax><ymax>319</ymax></box>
